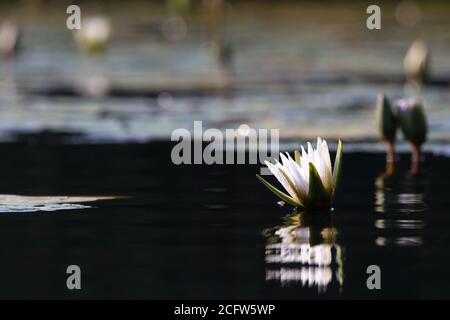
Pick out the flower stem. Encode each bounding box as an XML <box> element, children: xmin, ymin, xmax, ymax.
<box><xmin>410</xmin><ymin>144</ymin><xmax>422</xmax><ymax>175</ymax></box>
<box><xmin>385</xmin><ymin>140</ymin><xmax>395</xmax><ymax>163</ymax></box>
<box><xmin>385</xmin><ymin>160</ymin><xmax>395</xmax><ymax>176</ymax></box>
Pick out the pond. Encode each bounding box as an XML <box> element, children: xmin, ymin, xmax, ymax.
<box><xmin>0</xmin><ymin>141</ymin><xmax>448</xmax><ymax>299</ymax></box>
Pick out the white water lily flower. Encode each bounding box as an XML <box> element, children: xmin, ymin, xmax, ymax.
<box><xmin>257</xmin><ymin>138</ymin><xmax>343</xmax><ymax>211</ymax></box>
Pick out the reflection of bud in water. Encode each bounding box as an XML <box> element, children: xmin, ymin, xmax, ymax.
<box><xmin>374</xmin><ymin>172</ymin><xmax>428</xmax><ymax>247</ymax></box>
<box><xmin>375</xmin><ymin>94</ymin><xmax>397</xmax><ymax>163</ymax></box>
<box><xmin>375</xmin><ymin>173</ymin><xmax>428</xmax><ymax>213</ymax></box>
<box><xmin>74</xmin><ymin>16</ymin><xmax>111</xmax><ymax>54</ymax></box>
<box><xmin>404</xmin><ymin>39</ymin><xmax>429</xmax><ymax>85</ymax></box>
<box><xmin>0</xmin><ymin>21</ymin><xmax>19</xmax><ymax>59</ymax></box>
<box><xmin>77</xmin><ymin>75</ymin><xmax>110</xmax><ymax>98</ymax></box>
<box><xmin>263</xmin><ymin>213</ymin><xmax>344</xmax><ymax>292</ymax></box>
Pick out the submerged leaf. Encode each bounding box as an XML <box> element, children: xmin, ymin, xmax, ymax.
<box><xmin>256</xmin><ymin>174</ymin><xmax>299</xmax><ymax>206</ymax></box>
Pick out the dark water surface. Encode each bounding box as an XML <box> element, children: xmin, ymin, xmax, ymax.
<box><xmin>0</xmin><ymin>141</ymin><xmax>449</xmax><ymax>299</ymax></box>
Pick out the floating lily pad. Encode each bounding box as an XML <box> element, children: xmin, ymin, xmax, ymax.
<box><xmin>0</xmin><ymin>195</ymin><xmax>117</xmax><ymax>213</ymax></box>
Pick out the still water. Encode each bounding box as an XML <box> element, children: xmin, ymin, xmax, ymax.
<box><xmin>0</xmin><ymin>141</ymin><xmax>448</xmax><ymax>299</ymax></box>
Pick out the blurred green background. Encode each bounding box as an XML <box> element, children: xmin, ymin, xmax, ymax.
<box><xmin>0</xmin><ymin>0</ymin><xmax>449</xmax><ymax>147</ymax></box>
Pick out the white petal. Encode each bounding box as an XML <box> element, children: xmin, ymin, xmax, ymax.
<box><xmin>265</xmin><ymin>160</ymin><xmax>300</xmax><ymax>203</ymax></box>
<box><xmin>301</xmin><ymin>145</ymin><xmax>307</xmax><ymax>163</ymax></box>
<box><xmin>320</xmin><ymin>139</ymin><xmax>333</xmax><ymax>192</ymax></box>
<box><xmin>291</xmin><ymin>164</ymin><xmax>309</xmax><ymax>200</ymax></box>
<box><xmin>286</xmin><ymin>156</ymin><xmax>309</xmax><ymax>201</ymax></box>
<box><xmin>307</xmin><ymin>142</ymin><xmax>314</xmax><ymax>158</ymax></box>
<box><xmin>300</xmin><ymin>148</ymin><xmax>310</xmax><ymax>182</ymax></box>
<box><xmin>279</xmin><ymin>153</ymin><xmax>291</xmax><ymax>168</ymax></box>
<box><xmin>278</xmin><ymin>154</ymin><xmax>306</xmax><ymax>201</ymax></box>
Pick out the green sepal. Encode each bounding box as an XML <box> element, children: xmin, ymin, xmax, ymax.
<box><xmin>294</xmin><ymin>150</ymin><xmax>301</xmax><ymax>165</ymax></box>
<box><xmin>256</xmin><ymin>174</ymin><xmax>299</xmax><ymax>207</ymax></box>
<box><xmin>333</xmin><ymin>139</ymin><xmax>343</xmax><ymax>196</ymax></box>
<box><xmin>307</xmin><ymin>163</ymin><xmax>331</xmax><ymax>210</ymax></box>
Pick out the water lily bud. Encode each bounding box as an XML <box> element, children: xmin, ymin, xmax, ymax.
<box><xmin>74</xmin><ymin>16</ymin><xmax>111</xmax><ymax>54</ymax></box>
<box><xmin>375</xmin><ymin>93</ymin><xmax>397</xmax><ymax>143</ymax></box>
<box><xmin>216</xmin><ymin>39</ymin><xmax>233</xmax><ymax>69</ymax></box>
<box><xmin>395</xmin><ymin>97</ymin><xmax>427</xmax><ymax>147</ymax></box>
<box><xmin>0</xmin><ymin>21</ymin><xmax>19</xmax><ymax>59</ymax></box>
<box><xmin>404</xmin><ymin>39</ymin><xmax>429</xmax><ymax>84</ymax></box>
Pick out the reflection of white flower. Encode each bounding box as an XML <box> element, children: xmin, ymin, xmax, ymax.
<box><xmin>257</xmin><ymin>137</ymin><xmax>343</xmax><ymax>210</ymax></box>
<box><xmin>265</xmin><ymin>216</ymin><xmax>344</xmax><ymax>291</ymax></box>
<box><xmin>274</xmin><ymin>226</ymin><xmax>296</xmax><ymax>244</ymax></box>
<box><xmin>300</xmin><ymin>267</ymin><xmax>332</xmax><ymax>288</ymax></box>
<box><xmin>275</xmin><ymin>226</ymin><xmax>310</xmax><ymax>244</ymax></box>
<box><xmin>266</xmin><ymin>242</ymin><xmax>332</xmax><ymax>266</ymax></box>
<box><xmin>266</xmin><ymin>267</ymin><xmax>332</xmax><ymax>290</ymax></box>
